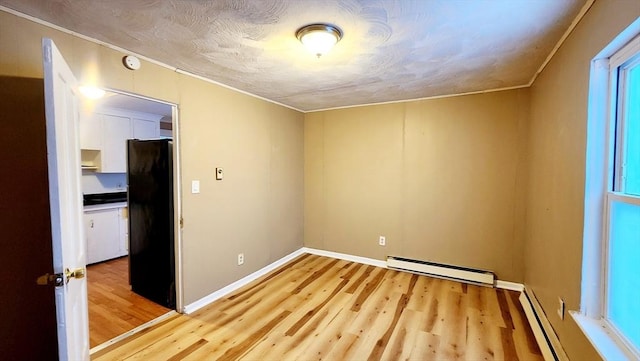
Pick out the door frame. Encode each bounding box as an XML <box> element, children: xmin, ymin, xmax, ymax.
<box><xmin>99</xmin><ymin>89</ymin><xmax>184</xmax><ymax>312</ymax></box>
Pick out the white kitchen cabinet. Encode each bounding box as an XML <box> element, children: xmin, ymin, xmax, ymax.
<box><xmin>79</xmin><ymin>107</ymin><xmax>162</xmax><ymax>173</ymax></box>
<box><xmin>84</xmin><ymin>208</ymin><xmax>121</xmax><ymax>264</ymax></box>
<box><xmin>84</xmin><ymin>204</ymin><xmax>128</xmax><ymax>264</ymax></box>
<box><xmin>101</xmin><ymin>114</ymin><xmax>131</xmax><ymax>173</ymax></box>
<box><xmin>132</xmin><ymin>118</ymin><xmax>159</xmax><ymax>139</ymax></box>
<box><xmin>118</xmin><ymin>207</ymin><xmax>128</xmax><ymax>255</ymax></box>
<box><xmin>79</xmin><ymin>112</ymin><xmax>102</xmax><ymax>150</ymax></box>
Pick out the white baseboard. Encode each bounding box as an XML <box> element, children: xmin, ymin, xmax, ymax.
<box><xmin>183</xmin><ymin>248</ymin><xmax>306</xmax><ymax>314</ymax></box>
<box><xmin>301</xmin><ymin>247</ymin><xmax>388</xmax><ymax>268</ymax></box>
<box><xmin>182</xmin><ymin>247</ymin><xmax>386</xmax><ymax>314</ymax></box>
<box><xmin>304</xmin><ymin>248</ymin><xmax>524</xmax><ymax>290</ymax></box>
<box><xmin>496</xmin><ymin>280</ymin><xmax>525</xmax><ymax>291</ymax></box>
<box><xmin>183</xmin><ymin>246</ymin><xmax>524</xmax><ymax>316</ymax></box>
<box><xmin>519</xmin><ymin>287</ymin><xmax>569</xmax><ymax>361</ymax></box>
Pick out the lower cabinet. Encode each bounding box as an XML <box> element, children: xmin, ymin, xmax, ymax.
<box><xmin>84</xmin><ymin>205</ymin><xmax>128</xmax><ymax>264</ymax></box>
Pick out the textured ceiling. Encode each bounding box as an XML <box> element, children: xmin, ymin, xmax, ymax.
<box><xmin>1</xmin><ymin>0</ymin><xmax>586</xmax><ymax>111</ymax></box>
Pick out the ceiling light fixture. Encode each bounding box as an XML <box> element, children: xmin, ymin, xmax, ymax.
<box><xmin>79</xmin><ymin>85</ymin><xmax>105</xmax><ymax>99</ymax></box>
<box><xmin>296</xmin><ymin>23</ymin><xmax>343</xmax><ymax>58</ymax></box>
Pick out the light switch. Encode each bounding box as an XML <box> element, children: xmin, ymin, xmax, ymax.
<box><xmin>191</xmin><ymin>180</ymin><xmax>200</xmax><ymax>194</ymax></box>
<box><xmin>216</xmin><ymin>167</ymin><xmax>223</xmax><ymax>180</ymax></box>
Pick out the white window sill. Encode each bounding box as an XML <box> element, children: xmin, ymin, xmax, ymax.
<box><xmin>570</xmin><ymin>311</ymin><xmax>638</xmax><ymax>361</ymax></box>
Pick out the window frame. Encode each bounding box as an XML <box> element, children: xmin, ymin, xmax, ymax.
<box><xmin>574</xmin><ymin>24</ymin><xmax>640</xmax><ymax>361</ymax></box>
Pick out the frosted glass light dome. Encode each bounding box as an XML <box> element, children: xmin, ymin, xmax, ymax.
<box><xmin>296</xmin><ymin>24</ymin><xmax>343</xmax><ymax>58</ymax></box>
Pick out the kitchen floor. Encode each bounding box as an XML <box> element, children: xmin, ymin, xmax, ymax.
<box><xmin>87</xmin><ymin>257</ymin><xmax>171</xmax><ymax>348</ymax></box>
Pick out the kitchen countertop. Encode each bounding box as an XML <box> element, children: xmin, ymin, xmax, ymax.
<box><xmin>83</xmin><ymin>192</ymin><xmax>127</xmax><ymax>206</ymax></box>
<box><xmin>84</xmin><ymin>201</ymin><xmax>127</xmax><ymax>211</ymax></box>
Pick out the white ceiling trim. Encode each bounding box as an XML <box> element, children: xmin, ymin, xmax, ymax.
<box><xmin>0</xmin><ymin>5</ymin><xmax>304</xmax><ymax>113</ymax></box>
<box><xmin>2</xmin><ymin>4</ymin><xmax>591</xmax><ymax>114</ymax></box>
<box><xmin>306</xmin><ymin>84</ymin><xmax>530</xmax><ymax>113</ymax></box>
<box><xmin>0</xmin><ymin>7</ymin><xmax>176</xmax><ymax>77</ymax></box>
<box><xmin>173</xmin><ymin>68</ymin><xmax>303</xmax><ymax>112</ymax></box>
<box><xmin>526</xmin><ymin>0</ymin><xmax>596</xmax><ymax>87</ymax></box>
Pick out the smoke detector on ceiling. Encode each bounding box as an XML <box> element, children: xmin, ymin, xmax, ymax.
<box><xmin>122</xmin><ymin>55</ymin><xmax>141</xmax><ymax>70</ymax></box>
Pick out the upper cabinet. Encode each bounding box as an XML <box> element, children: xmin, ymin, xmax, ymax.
<box><xmin>79</xmin><ymin>112</ymin><xmax>102</xmax><ymax>150</ymax></box>
<box><xmin>80</xmin><ymin>107</ymin><xmax>163</xmax><ymax>173</ymax></box>
<box><xmin>101</xmin><ymin>114</ymin><xmax>131</xmax><ymax>173</ymax></box>
<box><xmin>132</xmin><ymin>118</ymin><xmax>159</xmax><ymax>139</ymax></box>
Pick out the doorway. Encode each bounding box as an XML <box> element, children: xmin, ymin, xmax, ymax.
<box><xmin>79</xmin><ymin>90</ymin><xmax>183</xmax><ymax>349</ymax></box>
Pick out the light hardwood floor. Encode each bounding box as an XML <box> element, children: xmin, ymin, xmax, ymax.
<box><xmin>93</xmin><ymin>254</ymin><xmax>542</xmax><ymax>360</ymax></box>
<box><xmin>87</xmin><ymin>257</ymin><xmax>171</xmax><ymax>348</ymax></box>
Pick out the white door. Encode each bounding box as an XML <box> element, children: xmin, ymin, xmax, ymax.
<box><xmin>43</xmin><ymin>38</ymin><xmax>90</xmax><ymax>360</ymax></box>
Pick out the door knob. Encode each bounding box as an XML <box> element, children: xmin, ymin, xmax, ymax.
<box><xmin>36</xmin><ymin>267</ymin><xmax>85</xmax><ymax>287</ymax></box>
<box><xmin>65</xmin><ymin>267</ymin><xmax>86</xmax><ymax>283</ymax></box>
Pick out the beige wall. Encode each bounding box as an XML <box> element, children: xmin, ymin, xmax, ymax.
<box><xmin>305</xmin><ymin>89</ymin><xmax>530</xmax><ymax>282</ymax></box>
<box><xmin>6</xmin><ymin>3</ymin><xmax>640</xmax><ymax>357</ymax></box>
<box><xmin>525</xmin><ymin>1</ymin><xmax>640</xmax><ymax>360</ymax></box>
<box><xmin>0</xmin><ymin>10</ymin><xmax>304</xmax><ymax>305</ymax></box>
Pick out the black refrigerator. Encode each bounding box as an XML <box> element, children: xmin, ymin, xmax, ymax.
<box><xmin>127</xmin><ymin>139</ymin><xmax>175</xmax><ymax>309</ymax></box>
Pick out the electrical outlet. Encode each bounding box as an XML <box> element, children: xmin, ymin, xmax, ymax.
<box><xmin>216</xmin><ymin>167</ymin><xmax>223</xmax><ymax>180</ymax></box>
<box><xmin>557</xmin><ymin>297</ymin><xmax>565</xmax><ymax>320</ymax></box>
<box><xmin>191</xmin><ymin>180</ymin><xmax>200</xmax><ymax>194</ymax></box>
<box><xmin>379</xmin><ymin>236</ymin><xmax>386</xmax><ymax>246</ymax></box>
<box><xmin>237</xmin><ymin>253</ymin><xmax>244</xmax><ymax>266</ymax></box>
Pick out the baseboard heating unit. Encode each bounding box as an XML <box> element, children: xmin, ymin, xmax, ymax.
<box><xmin>387</xmin><ymin>256</ymin><xmax>496</xmax><ymax>286</ymax></box>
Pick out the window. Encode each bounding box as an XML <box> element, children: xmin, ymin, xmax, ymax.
<box><xmin>577</xmin><ymin>28</ymin><xmax>640</xmax><ymax>361</ymax></box>
<box><xmin>605</xmin><ymin>42</ymin><xmax>640</xmax><ymax>357</ymax></box>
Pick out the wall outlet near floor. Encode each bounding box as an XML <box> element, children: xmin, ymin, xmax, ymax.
<box><xmin>237</xmin><ymin>253</ymin><xmax>244</xmax><ymax>266</ymax></box>
<box><xmin>379</xmin><ymin>236</ymin><xmax>386</xmax><ymax>246</ymax></box>
<box><xmin>558</xmin><ymin>297</ymin><xmax>565</xmax><ymax>320</ymax></box>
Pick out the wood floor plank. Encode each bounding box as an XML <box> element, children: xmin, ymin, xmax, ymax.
<box><xmin>410</xmin><ymin>331</ymin><xmax>442</xmax><ymax>361</ymax></box>
<box><xmin>438</xmin><ymin>290</ymin><xmax>468</xmax><ymax>359</ymax></box>
<box><xmin>285</xmin><ymin>278</ymin><xmax>349</xmax><ymax>336</ymax></box>
<box><xmin>291</xmin><ymin>258</ymin><xmax>340</xmax><ymax>294</ymax></box>
<box><xmin>87</xmin><ymin>257</ymin><xmax>170</xmax><ymax>348</ymax></box>
<box><xmin>225</xmin><ymin>253</ymin><xmax>312</xmax><ymax>303</ymax></box>
<box><xmin>284</xmin><ymin>293</ymin><xmax>363</xmax><ymax>360</ymax></box>
<box><xmin>497</xmin><ymin>288</ymin><xmax>515</xmax><ymax>330</ymax></box>
<box><xmin>381</xmin><ymin>308</ymin><xmax>424</xmax><ymax>361</ymax></box>
<box><xmin>92</xmin><ymin>315</ymin><xmax>192</xmax><ymax>361</ymax></box>
<box><xmin>466</xmin><ymin>307</ymin><xmax>501</xmax><ymax>360</ymax></box>
<box><xmin>91</xmin><ymin>314</ymin><xmax>181</xmax><ymax>359</ymax></box>
<box><xmin>218</xmin><ymin>310</ymin><xmax>292</xmax><ymax>361</ymax></box>
<box><xmin>368</xmin><ymin>273</ymin><xmax>419</xmax><ymax>360</ymax></box>
<box><xmin>350</xmin><ymin>267</ymin><xmax>386</xmax><ymax>311</ymax></box>
<box><xmin>166</xmin><ymin>338</ymin><xmax>208</xmax><ymax>361</ymax></box>
<box><xmin>95</xmin><ymin>255</ymin><xmax>544</xmax><ymax>361</ymax></box>
<box><xmin>506</xmin><ymin>288</ymin><xmax>543</xmax><ymax>359</ymax></box>
<box><xmin>322</xmin><ymin>331</ymin><xmax>361</xmax><ymax>360</ymax></box>
<box><xmin>343</xmin><ymin>272</ymin><xmax>406</xmax><ymax>359</ymax></box>
<box><xmin>345</xmin><ymin>264</ymin><xmax>376</xmax><ymax>294</ymax></box>
<box><xmin>407</xmin><ymin>275</ymin><xmax>433</xmax><ymax>311</ymax></box>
